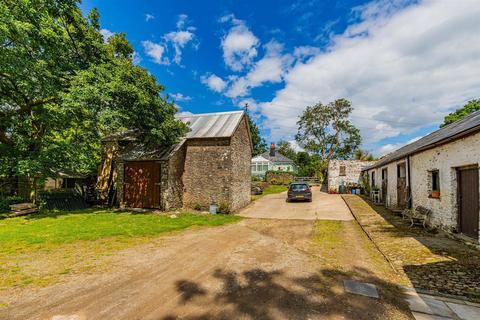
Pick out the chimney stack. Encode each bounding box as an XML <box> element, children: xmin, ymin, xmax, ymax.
<box><xmin>269</xmin><ymin>143</ymin><xmax>276</xmax><ymax>156</ymax></box>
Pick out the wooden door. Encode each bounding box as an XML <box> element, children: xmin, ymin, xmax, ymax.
<box><xmin>382</xmin><ymin>168</ymin><xmax>388</xmax><ymax>203</ymax></box>
<box><xmin>458</xmin><ymin>167</ymin><xmax>479</xmax><ymax>239</ymax></box>
<box><xmin>123</xmin><ymin>161</ymin><xmax>161</xmax><ymax>208</ymax></box>
<box><xmin>397</xmin><ymin>162</ymin><xmax>408</xmax><ymax>209</ymax></box>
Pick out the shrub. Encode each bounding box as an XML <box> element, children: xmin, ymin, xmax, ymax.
<box><xmin>0</xmin><ymin>196</ymin><xmax>25</xmax><ymax>212</ymax></box>
<box><xmin>251</xmin><ymin>175</ymin><xmax>261</xmax><ymax>182</ymax></box>
<box><xmin>193</xmin><ymin>202</ymin><xmax>202</xmax><ymax>211</ymax></box>
<box><xmin>217</xmin><ymin>201</ymin><xmax>230</xmax><ymax>214</ymax></box>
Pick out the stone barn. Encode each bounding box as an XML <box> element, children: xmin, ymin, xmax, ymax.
<box><xmin>97</xmin><ymin>111</ymin><xmax>252</xmax><ymax>212</ymax></box>
<box><xmin>328</xmin><ymin>160</ymin><xmax>375</xmax><ymax>193</ymax></box>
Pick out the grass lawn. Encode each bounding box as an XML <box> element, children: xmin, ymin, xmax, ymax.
<box><xmin>0</xmin><ymin>208</ymin><xmax>240</xmax><ymax>292</ymax></box>
<box><xmin>251</xmin><ymin>184</ymin><xmax>288</xmax><ymax>201</ymax></box>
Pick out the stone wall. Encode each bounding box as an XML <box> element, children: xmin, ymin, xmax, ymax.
<box><xmin>229</xmin><ymin>117</ymin><xmax>251</xmax><ymax>212</ymax></box>
<box><xmin>410</xmin><ymin>132</ymin><xmax>480</xmax><ymax>236</ymax></box>
<box><xmin>328</xmin><ymin>160</ymin><xmax>374</xmax><ymax>192</ymax></box>
<box><xmin>163</xmin><ymin>143</ymin><xmax>186</xmax><ymax>210</ymax></box>
<box><xmin>182</xmin><ymin>138</ymin><xmax>232</xmax><ymax>210</ymax></box>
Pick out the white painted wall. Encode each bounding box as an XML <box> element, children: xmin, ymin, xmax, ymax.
<box><xmin>410</xmin><ymin>132</ymin><xmax>480</xmax><ymax>237</ymax></box>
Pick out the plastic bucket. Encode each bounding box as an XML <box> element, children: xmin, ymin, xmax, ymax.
<box><xmin>209</xmin><ymin>203</ymin><xmax>218</xmax><ymax>214</ymax></box>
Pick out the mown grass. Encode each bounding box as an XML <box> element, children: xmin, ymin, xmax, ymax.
<box><xmin>0</xmin><ymin>208</ymin><xmax>240</xmax><ymax>291</ymax></box>
<box><xmin>251</xmin><ymin>184</ymin><xmax>288</xmax><ymax>201</ymax></box>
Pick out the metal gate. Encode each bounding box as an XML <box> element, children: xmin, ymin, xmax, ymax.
<box><xmin>457</xmin><ymin>166</ymin><xmax>479</xmax><ymax>239</ymax></box>
<box><xmin>123</xmin><ymin>161</ymin><xmax>161</xmax><ymax>208</ymax></box>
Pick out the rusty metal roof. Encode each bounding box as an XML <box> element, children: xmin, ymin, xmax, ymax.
<box><xmin>367</xmin><ymin>110</ymin><xmax>480</xmax><ymax>170</ymax></box>
<box><xmin>176</xmin><ymin>111</ymin><xmax>245</xmax><ymax>139</ymax></box>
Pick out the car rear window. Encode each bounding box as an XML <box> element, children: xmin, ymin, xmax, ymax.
<box><xmin>290</xmin><ymin>184</ymin><xmax>308</xmax><ymax>191</ymax></box>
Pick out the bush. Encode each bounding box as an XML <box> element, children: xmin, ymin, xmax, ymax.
<box><xmin>251</xmin><ymin>175</ymin><xmax>262</xmax><ymax>182</ymax></box>
<box><xmin>217</xmin><ymin>201</ymin><xmax>230</xmax><ymax>214</ymax></box>
<box><xmin>193</xmin><ymin>202</ymin><xmax>202</xmax><ymax>211</ymax></box>
<box><xmin>0</xmin><ymin>196</ymin><xmax>25</xmax><ymax>212</ymax></box>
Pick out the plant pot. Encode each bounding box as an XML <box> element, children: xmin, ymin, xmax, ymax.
<box><xmin>431</xmin><ymin>191</ymin><xmax>440</xmax><ymax>198</ymax></box>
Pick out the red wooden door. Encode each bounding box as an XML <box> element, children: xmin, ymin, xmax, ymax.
<box><xmin>123</xmin><ymin>161</ymin><xmax>161</xmax><ymax>208</ymax></box>
<box><xmin>458</xmin><ymin>167</ymin><xmax>479</xmax><ymax>239</ymax></box>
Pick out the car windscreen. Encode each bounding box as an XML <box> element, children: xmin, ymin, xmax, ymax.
<box><xmin>290</xmin><ymin>184</ymin><xmax>308</xmax><ymax>191</ymax></box>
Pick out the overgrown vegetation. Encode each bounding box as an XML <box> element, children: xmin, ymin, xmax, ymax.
<box><xmin>441</xmin><ymin>99</ymin><xmax>480</xmax><ymax>127</ymax></box>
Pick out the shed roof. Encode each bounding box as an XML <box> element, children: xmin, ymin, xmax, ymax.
<box><xmin>176</xmin><ymin>111</ymin><xmax>245</xmax><ymax>139</ymax></box>
<box><xmin>367</xmin><ymin>110</ymin><xmax>480</xmax><ymax>170</ymax></box>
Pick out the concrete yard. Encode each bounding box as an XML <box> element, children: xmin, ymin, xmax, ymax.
<box><xmin>240</xmin><ymin>186</ymin><xmax>354</xmax><ymax>221</ymax></box>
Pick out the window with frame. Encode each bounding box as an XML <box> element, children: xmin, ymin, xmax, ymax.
<box><xmin>430</xmin><ymin>170</ymin><xmax>440</xmax><ymax>198</ymax></box>
<box><xmin>339</xmin><ymin>165</ymin><xmax>346</xmax><ymax>176</ymax></box>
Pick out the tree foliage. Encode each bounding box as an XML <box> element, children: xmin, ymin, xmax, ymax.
<box><xmin>0</xmin><ymin>0</ymin><xmax>187</xmax><ymax>183</ymax></box>
<box><xmin>354</xmin><ymin>149</ymin><xmax>375</xmax><ymax>161</ymax></box>
<box><xmin>441</xmin><ymin>99</ymin><xmax>480</xmax><ymax>127</ymax></box>
<box><xmin>246</xmin><ymin>111</ymin><xmax>267</xmax><ymax>156</ymax></box>
<box><xmin>295</xmin><ymin>99</ymin><xmax>361</xmax><ymax>169</ymax></box>
<box><xmin>277</xmin><ymin>140</ymin><xmax>296</xmax><ymax>161</ymax></box>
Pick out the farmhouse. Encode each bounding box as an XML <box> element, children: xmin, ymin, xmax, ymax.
<box><xmin>363</xmin><ymin>110</ymin><xmax>480</xmax><ymax>241</ymax></box>
<box><xmin>251</xmin><ymin>143</ymin><xmax>296</xmax><ymax>178</ymax></box>
<box><xmin>327</xmin><ymin>160</ymin><xmax>375</xmax><ymax>193</ymax></box>
<box><xmin>97</xmin><ymin>111</ymin><xmax>252</xmax><ymax>212</ymax></box>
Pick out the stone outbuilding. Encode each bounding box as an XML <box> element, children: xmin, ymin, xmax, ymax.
<box><xmin>96</xmin><ymin>111</ymin><xmax>252</xmax><ymax>212</ymax></box>
<box><xmin>327</xmin><ymin>160</ymin><xmax>375</xmax><ymax>193</ymax></box>
<box><xmin>363</xmin><ymin>110</ymin><xmax>480</xmax><ymax>241</ymax></box>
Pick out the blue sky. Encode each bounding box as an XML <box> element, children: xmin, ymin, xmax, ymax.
<box><xmin>81</xmin><ymin>0</ymin><xmax>480</xmax><ymax>156</ymax></box>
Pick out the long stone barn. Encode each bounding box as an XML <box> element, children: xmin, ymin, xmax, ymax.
<box><xmin>363</xmin><ymin>110</ymin><xmax>480</xmax><ymax>241</ymax></box>
<box><xmin>96</xmin><ymin>111</ymin><xmax>252</xmax><ymax>212</ymax></box>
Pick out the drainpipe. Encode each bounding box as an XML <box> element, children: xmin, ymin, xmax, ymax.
<box><xmin>407</xmin><ymin>155</ymin><xmax>412</xmax><ymax>209</ymax></box>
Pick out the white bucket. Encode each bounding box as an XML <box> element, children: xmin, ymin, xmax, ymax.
<box><xmin>209</xmin><ymin>203</ymin><xmax>218</xmax><ymax>214</ymax></box>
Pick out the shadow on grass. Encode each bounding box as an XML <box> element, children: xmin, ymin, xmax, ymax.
<box><xmin>350</xmin><ymin>196</ymin><xmax>480</xmax><ymax>301</ymax></box>
<box><xmin>163</xmin><ymin>266</ymin><xmax>411</xmax><ymax>320</ymax></box>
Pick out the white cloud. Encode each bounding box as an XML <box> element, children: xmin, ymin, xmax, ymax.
<box><xmin>141</xmin><ymin>40</ymin><xmax>168</xmax><ymax>65</ymax></box>
<box><xmin>220</xmin><ymin>14</ymin><xmax>259</xmax><ymax>71</ymax></box>
<box><xmin>100</xmin><ymin>28</ymin><xmax>114</xmax><ymax>42</ymax></box>
<box><xmin>176</xmin><ymin>111</ymin><xmax>194</xmax><ymax>117</ymax></box>
<box><xmin>237</xmin><ymin>98</ymin><xmax>259</xmax><ymax>113</ymax></box>
<box><xmin>258</xmin><ymin>0</ymin><xmax>480</xmax><ymax>143</ymax></box>
<box><xmin>145</xmin><ymin>13</ymin><xmax>155</xmax><ymax>22</ymax></box>
<box><xmin>171</xmin><ymin>93</ymin><xmax>192</xmax><ymax>102</ymax></box>
<box><xmin>376</xmin><ymin>136</ymin><xmax>422</xmax><ymax>156</ymax></box>
<box><xmin>132</xmin><ymin>51</ymin><xmax>142</xmax><ymax>65</ymax></box>
<box><xmin>226</xmin><ymin>41</ymin><xmax>293</xmax><ymax>98</ymax></box>
<box><xmin>142</xmin><ymin>14</ymin><xmax>196</xmax><ymax>65</ymax></box>
<box><xmin>201</xmin><ymin>74</ymin><xmax>227</xmax><ymax>92</ymax></box>
<box><xmin>164</xmin><ymin>30</ymin><xmax>195</xmax><ymax>64</ymax></box>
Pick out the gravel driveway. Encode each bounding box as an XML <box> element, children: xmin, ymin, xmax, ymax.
<box><xmin>0</xmin><ymin>189</ymin><xmax>411</xmax><ymax>320</ymax></box>
<box><xmin>239</xmin><ymin>187</ymin><xmax>353</xmax><ymax>221</ymax></box>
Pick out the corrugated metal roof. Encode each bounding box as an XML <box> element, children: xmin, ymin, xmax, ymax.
<box><xmin>176</xmin><ymin>111</ymin><xmax>244</xmax><ymax>138</ymax></box>
<box><xmin>368</xmin><ymin>110</ymin><xmax>480</xmax><ymax>170</ymax></box>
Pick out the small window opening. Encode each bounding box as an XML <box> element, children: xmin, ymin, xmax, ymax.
<box><xmin>339</xmin><ymin>165</ymin><xmax>346</xmax><ymax>176</ymax></box>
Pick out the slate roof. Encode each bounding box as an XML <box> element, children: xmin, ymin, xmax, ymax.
<box><xmin>260</xmin><ymin>151</ymin><xmax>295</xmax><ymax>164</ymax></box>
<box><xmin>367</xmin><ymin>110</ymin><xmax>480</xmax><ymax>170</ymax></box>
<box><xmin>176</xmin><ymin>111</ymin><xmax>245</xmax><ymax>139</ymax></box>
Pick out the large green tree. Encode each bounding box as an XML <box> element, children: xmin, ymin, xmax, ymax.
<box><xmin>354</xmin><ymin>149</ymin><xmax>375</xmax><ymax>161</ymax></box>
<box><xmin>441</xmin><ymin>99</ymin><xmax>480</xmax><ymax>127</ymax></box>
<box><xmin>0</xmin><ymin>0</ymin><xmax>187</xmax><ymax>192</ymax></box>
<box><xmin>245</xmin><ymin>111</ymin><xmax>267</xmax><ymax>156</ymax></box>
<box><xmin>295</xmin><ymin>98</ymin><xmax>361</xmax><ymax>173</ymax></box>
<box><xmin>277</xmin><ymin>140</ymin><xmax>296</xmax><ymax>161</ymax></box>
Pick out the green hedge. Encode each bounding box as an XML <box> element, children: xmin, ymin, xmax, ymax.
<box><xmin>0</xmin><ymin>196</ymin><xmax>25</xmax><ymax>212</ymax></box>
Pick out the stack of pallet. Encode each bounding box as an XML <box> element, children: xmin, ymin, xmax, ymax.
<box><xmin>9</xmin><ymin>203</ymin><xmax>39</xmax><ymax>217</ymax></box>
